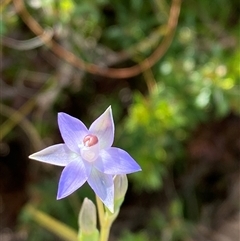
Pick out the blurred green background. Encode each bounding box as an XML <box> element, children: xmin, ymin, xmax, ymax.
<box><xmin>1</xmin><ymin>0</ymin><xmax>239</xmax><ymax>240</ymax></box>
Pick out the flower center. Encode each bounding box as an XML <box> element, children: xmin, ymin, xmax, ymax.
<box><xmin>81</xmin><ymin>134</ymin><xmax>99</xmax><ymax>162</ymax></box>
<box><xmin>83</xmin><ymin>134</ymin><xmax>98</xmax><ymax>147</ymax></box>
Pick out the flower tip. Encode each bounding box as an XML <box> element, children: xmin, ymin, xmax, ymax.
<box><xmin>57</xmin><ymin>189</ymin><xmax>67</xmax><ymax>200</ymax></box>
<box><xmin>58</xmin><ymin>112</ymin><xmax>72</xmax><ymax>121</ymax></box>
<box><xmin>57</xmin><ymin>185</ymin><xmax>73</xmax><ymax>200</ymax></box>
<box><xmin>106</xmin><ymin>105</ymin><xmax>112</xmax><ymax>113</ymax></box>
<box><xmin>56</xmin><ymin>194</ymin><xmax>63</xmax><ymax>200</ymax></box>
<box><xmin>107</xmin><ymin>204</ymin><xmax>114</xmax><ymax>213</ymax></box>
<box><xmin>134</xmin><ymin>161</ymin><xmax>142</xmax><ymax>172</ymax></box>
<box><xmin>28</xmin><ymin>153</ymin><xmax>36</xmax><ymax>160</ymax></box>
<box><xmin>57</xmin><ymin>112</ymin><xmax>65</xmax><ymax>120</ymax></box>
<box><xmin>130</xmin><ymin>162</ymin><xmax>142</xmax><ymax>173</ymax></box>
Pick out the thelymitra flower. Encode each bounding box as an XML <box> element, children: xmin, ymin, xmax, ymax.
<box><xmin>29</xmin><ymin>106</ymin><xmax>141</xmax><ymax>212</ymax></box>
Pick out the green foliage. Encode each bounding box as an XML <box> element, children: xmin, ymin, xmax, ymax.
<box><xmin>120</xmin><ymin>89</ymin><xmax>186</xmax><ymax>190</ymax></box>
<box><xmin>119</xmin><ymin>231</ymin><xmax>149</xmax><ymax>241</ymax></box>
<box><xmin>149</xmin><ymin>199</ymin><xmax>190</xmax><ymax>241</ymax></box>
<box><xmin>119</xmin><ymin>199</ymin><xmax>190</xmax><ymax>241</ymax></box>
<box><xmin>119</xmin><ymin>22</ymin><xmax>239</xmax><ymax>192</ymax></box>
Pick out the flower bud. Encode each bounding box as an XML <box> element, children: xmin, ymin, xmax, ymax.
<box><xmin>78</xmin><ymin>198</ymin><xmax>97</xmax><ymax>234</ymax></box>
<box><xmin>113</xmin><ymin>174</ymin><xmax>128</xmax><ymax>211</ymax></box>
<box><xmin>78</xmin><ymin>198</ymin><xmax>99</xmax><ymax>241</ymax></box>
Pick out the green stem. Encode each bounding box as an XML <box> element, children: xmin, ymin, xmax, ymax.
<box><xmin>99</xmin><ymin>210</ymin><xmax>119</xmax><ymax>241</ymax></box>
<box><xmin>99</xmin><ymin>214</ymin><xmax>112</xmax><ymax>241</ymax></box>
<box><xmin>25</xmin><ymin>205</ymin><xmax>78</xmax><ymax>241</ymax></box>
<box><xmin>96</xmin><ymin>195</ymin><xmax>104</xmax><ymax>227</ymax></box>
<box><xmin>95</xmin><ymin>196</ymin><xmax>119</xmax><ymax>241</ymax></box>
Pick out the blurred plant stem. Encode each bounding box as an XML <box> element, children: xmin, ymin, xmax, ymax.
<box><xmin>0</xmin><ymin>103</ymin><xmax>43</xmax><ymax>150</ymax></box>
<box><xmin>24</xmin><ymin>205</ymin><xmax>78</xmax><ymax>241</ymax></box>
<box><xmin>0</xmin><ymin>0</ymin><xmax>12</xmax><ymax>12</ymax></box>
<box><xmin>0</xmin><ymin>100</ymin><xmax>36</xmax><ymax>140</ymax></box>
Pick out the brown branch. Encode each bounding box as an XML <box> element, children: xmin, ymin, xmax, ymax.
<box><xmin>13</xmin><ymin>0</ymin><xmax>181</xmax><ymax>79</ymax></box>
<box><xmin>2</xmin><ymin>27</ymin><xmax>53</xmax><ymax>50</ymax></box>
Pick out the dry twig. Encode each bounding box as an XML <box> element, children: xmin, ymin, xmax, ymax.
<box><xmin>13</xmin><ymin>0</ymin><xmax>181</xmax><ymax>79</ymax></box>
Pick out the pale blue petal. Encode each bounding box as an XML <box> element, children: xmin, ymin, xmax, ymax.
<box><xmin>95</xmin><ymin>147</ymin><xmax>142</xmax><ymax>174</ymax></box>
<box><xmin>87</xmin><ymin>168</ymin><xmax>114</xmax><ymax>212</ymax></box>
<box><xmin>29</xmin><ymin>144</ymin><xmax>77</xmax><ymax>166</ymax></box>
<box><xmin>57</xmin><ymin>160</ymin><xmax>90</xmax><ymax>199</ymax></box>
<box><xmin>58</xmin><ymin>113</ymin><xmax>88</xmax><ymax>153</ymax></box>
<box><xmin>89</xmin><ymin>106</ymin><xmax>114</xmax><ymax>150</ymax></box>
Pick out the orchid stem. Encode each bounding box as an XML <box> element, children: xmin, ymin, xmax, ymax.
<box><xmin>96</xmin><ymin>195</ymin><xmax>104</xmax><ymax>227</ymax></box>
<box><xmin>99</xmin><ymin>215</ymin><xmax>112</xmax><ymax>241</ymax></box>
<box><xmin>95</xmin><ymin>195</ymin><xmax>115</xmax><ymax>241</ymax></box>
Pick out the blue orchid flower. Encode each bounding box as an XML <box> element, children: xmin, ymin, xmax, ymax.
<box><xmin>29</xmin><ymin>106</ymin><xmax>141</xmax><ymax>212</ymax></box>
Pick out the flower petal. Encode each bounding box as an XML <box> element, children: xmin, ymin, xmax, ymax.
<box><xmin>87</xmin><ymin>168</ymin><xmax>114</xmax><ymax>212</ymax></box>
<box><xmin>57</xmin><ymin>160</ymin><xmax>90</xmax><ymax>199</ymax></box>
<box><xmin>95</xmin><ymin>147</ymin><xmax>142</xmax><ymax>174</ymax></box>
<box><xmin>89</xmin><ymin>106</ymin><xmax>114</xmax><ymax>150</ymax></box>
<box><xmin>29</xmin><ymin>144</ymin><xmax>77</xmax><ymax>166</ymax></box>
<box><xmin>58</xmin><ymin>112</ymin><xmax>88</xmax><ymax>153</ymax></box>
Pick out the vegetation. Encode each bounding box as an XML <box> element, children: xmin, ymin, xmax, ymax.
<box><xmin>1</xmin><ymin>0</ymin><xmax>239</xmax><ymax>240</ymax></box>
